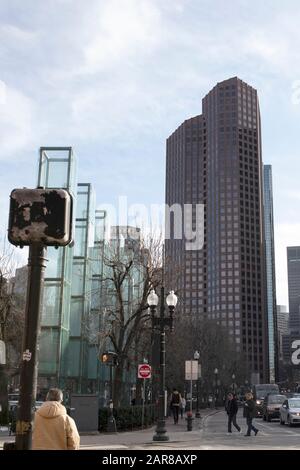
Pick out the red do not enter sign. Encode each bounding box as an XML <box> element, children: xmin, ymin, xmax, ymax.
<box><xmin>138</xmin><ymin>363</ymin><xmax>152</xmax><ymax>379</ymax></box>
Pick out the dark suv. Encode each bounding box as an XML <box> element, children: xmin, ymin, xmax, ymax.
<box><xmin>262</xmin><ymin>394</ymin><xmax>287</xmax><ymax>422</ymax></box>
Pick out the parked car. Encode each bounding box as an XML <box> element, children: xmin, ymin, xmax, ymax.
<box><xmin>280</xmin><ymin>398</ymin><xmax>300</xmax><ymax>426</ymax></box>
<box><xmin>262</xmin><ymin>394</ymin><xmax>287</xmax><ymax>422</ymax></box>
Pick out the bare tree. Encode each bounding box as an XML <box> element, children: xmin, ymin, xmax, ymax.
<box><xmin>91</xmin><ymin>233</ymin><xmax>164</xmax><ymax>406</ymax></box>
<box><xmin>0</xmin><ymin>239</ymin><xmax>25</xmax><ymax>367</ymax></box>
<box><xmin>0</xmin><ymin>239</ymin><xmax>25</xmax><ymax>422</ymax></box>
<box><xmin>166</xmin><ymin>315</ymin><xmax>247</xmax><ymax>401</ymax></box>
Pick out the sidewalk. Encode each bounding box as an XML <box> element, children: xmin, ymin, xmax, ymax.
<box><xmin>0</xmin><ymin>408</ymin><xmax>219</xmax><ymax>450</ymax></box>
<box><xmin>79</xmin><ymin>408</ymin><xmax>219</xmax><ymax>449</ymax></box>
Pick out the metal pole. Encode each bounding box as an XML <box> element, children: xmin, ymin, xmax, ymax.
<box><xmin>141</xmin><ymin>380</ymin><xmax>145</xmax><ymax>430</ymax></box>
<box><xmin>107</xmin><ymin>363</ymin><xmax>117</xmax><ymax>433</ymax></box>
<box><xmin>153</xmin><ymin>287</ymin><xmax>169</xmax><ymax>441</ymax></box>
<box><xmin>15</xmin><ymin>243</ymin><xmax>47</xmax><ymax>450</ymax></box>
<box><xmin>110</xmin><ymin>362</ymin><xmax>113</xmax><ymax>403</ymax></box>
<box><xmin>196</xmin><ymin>378</ymin><xmax>200</xmax><ymax>418</ymax></box>
<box><xmin>190</xmin><ymin>359</ymin><xmax>193</xmax><ymax>414</ymax></box>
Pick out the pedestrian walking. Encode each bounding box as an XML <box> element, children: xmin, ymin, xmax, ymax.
<box><xmin>243</xmin><ymin>392</ymin><xmax>259</xmax><ymax>437</ymax></box>
<box><xmin>225</xmin><ymin>392</ymin><xmax>241</xmax><ymax>434</ymax></box>
<box><xmin>170</xmin><ymin>388</ymin><xmax>182</xmax><ymax>424</ymax></box>
<box><xmin>32</xmin><ymin>388</ymin><xmax>80</xmax><ymax>450</ymax></box>
<box><xmin>180</xmin><ymin>396</ymin><xmax>186</xmax><ymax>418</ymax></box>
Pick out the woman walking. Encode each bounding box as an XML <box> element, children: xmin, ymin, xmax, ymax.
<box><xmin>243</xmin><ymin>392</ymin><xmax>259</xmax><ymax>437</ymax></box>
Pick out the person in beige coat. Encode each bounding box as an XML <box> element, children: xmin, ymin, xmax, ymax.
<box><xmin>32</xmin><ymin>388</ymin><xmax>80</xmax><ymax>450</ymax></box>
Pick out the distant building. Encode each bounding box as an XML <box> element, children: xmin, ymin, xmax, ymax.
<box><xmin>276</xmin><ymin>305</ymin><xmax>289</xmax><ymax>361</ymax></box>
<box><xmin>287</xmin><ymin>247</ymin><xmax>300</xmax><ymax>334</ymax></box>
<box><xmin>10</xmin><ymin>265</ymin><xmax>28</xmax><ymax>304</ymax></box>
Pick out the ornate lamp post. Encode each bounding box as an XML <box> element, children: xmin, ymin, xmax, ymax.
<box><xmin>194</xmin><ymin>351</ymin><xmax>201</xmax><ymax>418</ymax></box>
<box><xmin>232</xmin><ymin>374</ymin><xmax>236</xmax><ymax>394</ymax></box>
<box><xmin>214</xmin><ymin>368</ymin><xmax>219</xmax><ymax>407</ymax></box>
<box><xmin>147</xmin><ymin>287</ymin><xmax>178</xmax><ymax>442</ymax></box>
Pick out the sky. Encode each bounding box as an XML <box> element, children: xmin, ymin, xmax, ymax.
<box><xmin>0</xmin><ymin>0</ymin><xmax>300</xmax><ymax>306</ymax></box>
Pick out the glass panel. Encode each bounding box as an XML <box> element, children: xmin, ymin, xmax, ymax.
<box><xmin>74</xmin><ymin>223</ymin><xmax>87</xmax><ymax>257</ymax></box>
<box><xmin>91</xmin><ymin>278</ymin><xmax>101</xmax><ymax>309</ymax></box>
<box><xmin>47</xmin><ymin>160</ymin><xmax>69</xmax><ymax>188</ymax></box>
<box><xmin>66</xmin><ymin>339</ymin><xmax>80</xmax><ymax>376</ymax></box>
<box><xmin>45</xmin><ymin>247</ymin><xmax>64</xmax><ymax>278</ymax></box>
<box><xmin>60</xmin><ymin>329</ymin><xmax>69</xmax><ymax>377</ymax></box>
<box><xmin>61</xmin><ymin>280</ymin><xmax>71</xmax><ymax>329</ymax></box>
<box><xmin>70</xmin><ymin>298</ymin><xmax>83</xmax><ymax>336</ymax></box>
<box><xmin>38</xmin><ymin>329</ymin><xmax>59</xmax><ymax>374</ymax></box>
<box><xmin>41</xmin><ymin>283</ymin><xmax>61</xmax><ymax>326</ymax></box>
<box><xmin>69</xmin><ymin>150</ymin><xmax>77</xmax><ymax>196</ymax></box>
<box><xmin>71</xmin><ymin>262</ymin><xmax>85</xmax><ymax>296</ymax></box>
<box><xmin>95</xmin><ymin>211</ymin><xmax>106</xmax><ymax>242</ymax></box>
<box><xmin>88</xmin><ymin>346</ymin><xmax>98</xmax><ymax>379</ymax></box>
<box><xmin>76</xmin><ymin>190</ymin><xmax>89</xmax><ymax>219</ymax></box>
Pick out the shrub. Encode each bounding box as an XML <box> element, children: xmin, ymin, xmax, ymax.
<box><xmin>98</xmin><ymin>404</ymin><xmax>157</xmax><ymax>432</ymax></box>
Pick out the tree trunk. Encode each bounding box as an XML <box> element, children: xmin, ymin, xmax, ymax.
<box><xmin>113</xmin><ymin>361</ymin><xmax>124</xmax><ymax>407</ymax></box>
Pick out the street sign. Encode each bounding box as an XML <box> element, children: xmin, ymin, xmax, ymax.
<box><xmin>8</xmin><ymin>188</ymin><xmax>73</xmax><ymax>247</ymax></box>
<box><xmin>185</xmin><ymin>360</ymin><xmax>198</xmax><ymax>380</ymax></box>
<box><xmin>22</xmin><ymin>349</ymin><xmax>32</xmax><ymax>362</ymax></box>
<box><xmin>138</xmin><ymin>363</ymin><xmax>152</xmax><ymax>379</ymax></box>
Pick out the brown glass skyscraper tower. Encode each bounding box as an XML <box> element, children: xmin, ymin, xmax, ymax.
<box><xmin>165</xmin><ymin>77</ymin><xmax>269</xmax><ymax>382</ymax></box>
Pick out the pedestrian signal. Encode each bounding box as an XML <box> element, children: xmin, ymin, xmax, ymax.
<box><xmin>101</xmin><ymin>353</ymin><xmax>109</xmax><ymax>363</ymax></box>
<box><xmin>100</xmin><ymin>351</ymin><xmax>118</xmax><ymax>365</ymax></box>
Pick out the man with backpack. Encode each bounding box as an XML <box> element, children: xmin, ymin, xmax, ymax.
<box><xmin>170</xmin><ymin>388</ymin><xmax>182</xmax><ymax>424</ymax></box>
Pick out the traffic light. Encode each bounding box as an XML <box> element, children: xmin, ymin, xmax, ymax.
<box><xmin>101</xmin><ymin>353</ymin><xmax>109</xmax><ymax>363</ymax></box>
<box><xmin>100</xmin><ymin>351</ymin><xmax>118</xmax><ymax>365</ymax></box>
<box><xmin>8</xmin><ymin>188</ymin><xmax>73</xmax><ymax>247</ymax></box>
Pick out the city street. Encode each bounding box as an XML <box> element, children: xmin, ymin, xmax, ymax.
<box><xmin>2</xmin><ymin>409</ymin><xmax>300</xmax><ymax>450</ymax></box>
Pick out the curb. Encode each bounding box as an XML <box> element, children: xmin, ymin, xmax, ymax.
<box><xmin>199</xmin><ymin>409</ymin><xmax>222</xmax><ymax>429</ymax></box>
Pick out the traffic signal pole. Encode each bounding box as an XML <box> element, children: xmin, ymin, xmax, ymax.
<box><xmin>15</xmin><ymin>243</ymin><xmax>47</xmax><ymax>450</ymax></box>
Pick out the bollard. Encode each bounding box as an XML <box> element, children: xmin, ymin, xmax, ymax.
<box><xmin>186</xmin><ymin>412</ymin><xmax>194</xmax><ymax>431</ymax></box>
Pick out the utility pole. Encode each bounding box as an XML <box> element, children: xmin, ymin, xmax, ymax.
<box><xmin>15</xmin><ymin>244</ymin><xmax>47</xmax><ymax>450</ymax></box>
<box><xmin>4</xmin><ymin>187</ymin><xmax>73</xmax><ymax>450</ymax></box>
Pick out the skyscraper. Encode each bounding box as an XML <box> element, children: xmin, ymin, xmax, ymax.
<box><xmin>263</xmin><ymin>165</ymin><xmax>278</xmax><ymax>382</ymax></box>
<box><xmin>287</xmin><ymin>246</ymin><xmax>300</xmax><ymax>334</ymax></box>
<box><xmin>276</xmin><ymin>305</ymin><xmax>289</xmax><ymax>362</ymax></box>
<box><xmin>165</xmin><ymin>77</ymin><xmax>269</xmax><ymax>382</ymax></box>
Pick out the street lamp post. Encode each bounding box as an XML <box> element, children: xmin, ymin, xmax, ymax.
<box><xmin>232</xmin><ymin>374</ymin><xmax>236</xmax><ymax>394</ymax></box>
<box><xmin>147</xmin><ymin>287</ymin><xmax>178</xmax><ymax>442</ymax></box>
<box><xmin>214</xmin><ymin>368</ymin><xmax>219</xmax><ymax>408</ymax></box>
<box><xmin>194</xmin><ymin>351</ymin><xmax>201</xmax><ymax>418</ymax></box>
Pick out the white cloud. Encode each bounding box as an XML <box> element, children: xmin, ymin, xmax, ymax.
<box><xmin>79</xmin><ymin>0</ymin><xmax>162</xmax><ymax>74</ymax></box>
<box><xmin>0</xmin><ymin>24</ymin><xmax>38</xmax><ymax>44</ymax></box>
<box><xmin>0</xmin><ymin>83</ymin><xmax>37</xmax><ymax>160</ymax></box>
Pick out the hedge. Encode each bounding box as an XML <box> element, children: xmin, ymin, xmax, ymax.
<box><xmin>98</xmin><ymin>404</ymin><xmax>157</xmax><ymax>432</ymax></box>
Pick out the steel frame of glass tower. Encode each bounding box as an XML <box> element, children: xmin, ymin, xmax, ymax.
<box><xmin>36</xmin><ymin>148</ymin><xmax>144</xmax><ymax>403</ymax></box>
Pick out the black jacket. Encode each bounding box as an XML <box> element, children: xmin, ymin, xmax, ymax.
<box><xmin>226</xmin><ymin>398</ymin><xmax>238</xmax><ymax>417</ymax></box>
<box><xmin>243</xmin><ymin>399</ymin><xmax>256</xmax><ymax>418</ymax></box>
